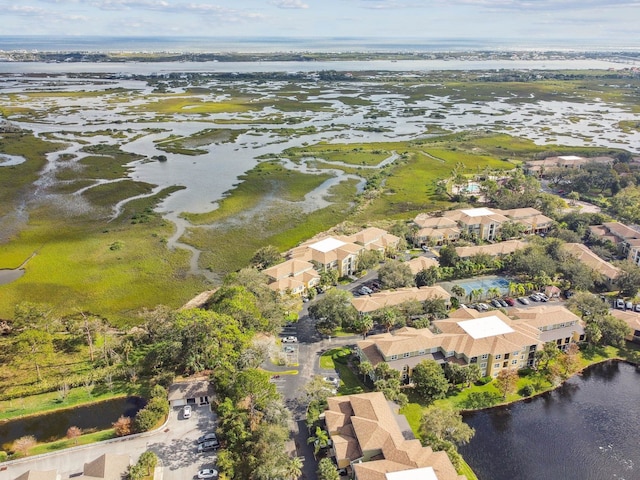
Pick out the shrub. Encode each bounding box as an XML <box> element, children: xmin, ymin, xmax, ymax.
<box><xmin>521</xmin><ymin>384</ymin><xmax>536</xmax><ymax>397</ymax></box>
<box><xmin>150</xmin><ymin>384</ymin><xmax>167</xmax><ymax>399</ymax></box>
<box><xmin>476</xmin><ymin>376</ymin><xmax>493</xmax><ymax>386</ymax></box>
<box><xmin>113</xmin><ymin>416</ymin><xmax>133</xmax><ymax>437</ymax></box>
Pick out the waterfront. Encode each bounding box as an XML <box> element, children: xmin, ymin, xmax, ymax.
<box><xmin>459</xmin><ymin>361</ymin><xmax>640</xmax><ymax>480</ymax></box>
<box><xmin>0</xmin><ymin>396</ymin><xmax>145</xmax><ymax>448</ymax></box>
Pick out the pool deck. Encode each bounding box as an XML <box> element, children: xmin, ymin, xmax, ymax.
<box><xmin>438</xmin><ymin>274</ymin><xmax>511</xmax><ymax>296</ymax></box>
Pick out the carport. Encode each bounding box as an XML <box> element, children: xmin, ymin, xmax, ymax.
<box><xmin>168</xmin><ymin>380</ymin><xmax>215</xmax><ymax>408</ymax></box>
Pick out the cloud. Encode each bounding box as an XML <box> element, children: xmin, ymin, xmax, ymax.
<box><xmin>357</xmin><ymin>0</ymin><xmax>422</xmax><ymax>8</ymax></box>
<box><xmin>270</xmin><ymin>0</ymin><xmax>309</xmax><ymax>8</ymax></box>
<box><xmin>0</xmin><ymin>5</ymin><xmax>47</xmax><ymax>15</ymax></box>
<box><xmin>433</xmin><ymin>0</ymin><xmax>640</xmax><ymax>11</ymax></box>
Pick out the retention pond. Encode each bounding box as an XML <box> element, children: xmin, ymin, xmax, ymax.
<box><xmin>459</xmin><ymin>361</ymin><xmax>640</xmax><ymax>480</ymax></box>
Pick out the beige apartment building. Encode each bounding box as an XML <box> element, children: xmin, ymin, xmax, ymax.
<box><xmin>357</xmin><ymin>305</ymin><xmax>584</xmax><ymax>381</ymax></box>
<box><xmin>413</xmin><ymin>207</ymin><xmax>552</xmax><ymax>245</ymax></box>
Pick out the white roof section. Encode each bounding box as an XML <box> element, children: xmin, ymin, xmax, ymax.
<box><xmin>386</xmin><ymin>467</ymin><xmax>439</xmax><ymax>480</ymax></box>
<box><xmin>558</xmin><ymin>155</ymin><xmax>583</xmax><ymax>161</ymax></box>
<box><xmin>460</xmin><ymin>207</ymin><xmax>495</xmax><ymax>217</ymax></box>
<box><xmin>310</xmin><ymin>237</ymin><xmax>347</xmax><ymax>253</ymax></box>
<box><xmin>458</xmin><ymin>316</ymin><xmax>514</xmax><ymax>339</ymax></box>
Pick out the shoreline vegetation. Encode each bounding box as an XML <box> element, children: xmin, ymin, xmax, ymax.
<box><xmin>2</xmin><ymin>50</ymin><xmax>639</xmax><ymax>64</ymax></box>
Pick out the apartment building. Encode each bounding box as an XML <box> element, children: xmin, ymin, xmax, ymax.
<box><xmin>262</xmin><ymin>259</ymin><xmax>321</xmax><ymax>295</ymax></box>
<box><xmin>562</xmin><ymin>243</ymin><xmax>621</xmax><ymax>287</ymax></box>
<box><xmin>356</xmin><ymin>305</ymin><xmax>584</xmax><ymax>381</ymax></box>
<box><xmin>413</xmin><ymin>207</ymin><xmax>552</xmax><ymax>245</ymax></box>
<box><xmin>351</xmin><ymin>286</ymin><xmax>451</xmax><ymax>315</ymax></box>
<box><xmin>324</xmin><ymin>392</ymin><xmax>464</xmax><ymax>480</ymax></box>
<box><xmin>289</xmin><ymin>236</ymin><xmax>364</xmax><ymax>278</ymax></box>
<box><xmin>589</xmin><ymin>221</ymin><xmax>640</xmax><ymax>266</ymax></box>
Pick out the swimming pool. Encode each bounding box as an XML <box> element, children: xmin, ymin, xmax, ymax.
<box><xmin>445</xmin><ymin>276</ymin><xmax>510</xmax><ymax>295</ymax></box>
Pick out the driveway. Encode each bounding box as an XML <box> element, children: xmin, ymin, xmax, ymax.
<box><xmin>4</xmin><ymin>403</ymin><xmax>218</xmax><ymax>480</ymax></box>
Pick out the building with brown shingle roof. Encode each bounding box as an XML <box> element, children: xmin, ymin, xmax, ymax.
<box><xmin>262</xmin><ymin>259</ymin><xmax>320</xmax><ymax>295</ymax></box>
<box><xmin>351</xmin><ymin>286</ymin><xmax>451</xmax><ymax>314</ymax></box>
<box><xmin>562</xmin><ymin>243</ymin><xmax>620</xmax><ymax>286</ymax></box>
<box><xmin>455</xmin><ymin>239</ymin><xmax>526</xmax><ymax>259</ymax></box>
<box><xmin>14</xmin><ymin>471</ymin><xmax>59</xmax><ymax>480</ymax></box>
<box><xmin>407</xmin><ymin>256</ymin><xmax>440</xmax><ymax>275</ymax></box>
<box><xmin>610</xmin><ymin>309</ymin><xmax>640</xmax><ymax>343</ymax></box>
<box><xmin>357</xmin><ymin>305</ymin><xmax>586</xmax><ymax>381</ymax></box>
<box><xmin>325</xmin><ymin>392</ymin><xmax>464</xmax><ymax>480</ymax></box>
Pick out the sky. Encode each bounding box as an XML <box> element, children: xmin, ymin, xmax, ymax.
<box><xmin>1</xmin><ymin>0</ymin><xmax>640</xmax><ymax>49</ymax></box>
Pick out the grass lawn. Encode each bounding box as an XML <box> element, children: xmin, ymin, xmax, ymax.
<box><xmin>319</xmin><ymin>347</ymin><xmax>352</xmax><ymax>369</ymax></box>
<box><xmin>28</xmin><ymin>429</ymin><xmax>116</xmax><ymax>456</ymax></box>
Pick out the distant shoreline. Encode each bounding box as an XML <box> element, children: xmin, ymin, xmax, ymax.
<box><xmin>2</xmin><ymin>49</ymin><xmax>640</xmax><ymax>64</ymax></box>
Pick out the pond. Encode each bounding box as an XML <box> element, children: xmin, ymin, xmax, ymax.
<box><xmin>459</xmin><ymin>361</ymin><xmax>640</xmax><ymax>480</ymax></box>
<box><xmin>0</xmin><ymin>396</ymin><xmax>146</xmax><ymax>448</ymax></box>
<box><xmin>0</xmin><ymin>269</ymin><xmax>24</xmax><ymax>285</ymax></box>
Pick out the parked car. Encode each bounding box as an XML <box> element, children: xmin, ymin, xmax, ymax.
<box><xmin>517</xmin><ymin>297</ymin><xmax>530</xmax><ymax>305</ymax></box>
<box><xmin>616</xmin><ymin>298</ymin><xmax>625</xmax><ymax>309</ymax></box>
<box><xmin>504</xmin><ymin>297</ymin><xmax>515</xmax><ymax>306</ymax></box>
<box><xmin>198</xmin><ymin>441</ymin><xmax>219</xmax><ymax>453</ymax></box>
<box><xmin>498</xmin><ymin>299</ymin><xmax>508</xmax><ymax>308</ymax></box>
<box><xmin>183</xmin><ymin>405</ymin><xmax>192</xmax><ymax>419</ymax></box>
<box><xmin>421</xmin><ymin>245</ymin><xmax>430</xmax><ymax>252</ymax></box>
<box><xmin>477</xmin><ymin>303</ymin><xmax>490</xmax><ymax>311</ymax></box>
<box><xmin>529</xmin><ymin>293</ymin><xmax>541</xmax><ymax>302</ymax></box>
<box><xmin>197</xmin><ymin>469</ymin><xmax>218</xmax><ymax>479</ymax></box>
<box><xmin>359</xmin><ymin>286</ymin><xmax>373</xmax><ymax>295</ymax></box>
<box><xmin>283</xmin><ymin>346</ymin><xmax>295</xmax><ymax>353</ymax></box>
<box><xmin>324</xmin><ymin>376</ymin><xmax>340</xmax><ymax>387</ymax></box>
<box><xmin>282</xmin><ymin>336</ymin><xmax>298</xmax><ymax>343</ymax></box>
<box><xmin>197</xmin><ymin>432</ymin><xmax>218</xmax><ymax>444</ymax></box>
<box><xmin>538</xmin><ymin>293</ymin><xmax>549</xmax><ymax>302</ymax></box>
<box><xmin>635</xmin><ymin>304</ymin><xmax>640</xmax><ymax>313</ymax></box>
<box><xmin>491</xmin><ymin>299</ymin><xmax>502</xmax><ymax>308</ymax></box>
<box><xmin>626</xmin><ymin>301</ymin><xmax>633</xmax><ymax>310</ymax></box>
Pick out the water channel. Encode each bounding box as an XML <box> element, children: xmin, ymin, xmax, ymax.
<box><xmin>0</xmin><ymin>396</ymin><xmax>145</xmax><ymax>448</ymax></box>
<box><xmin>459</xmin><ymin>361</ymin><xmax>640</xmax><ymax>480</ymax></box>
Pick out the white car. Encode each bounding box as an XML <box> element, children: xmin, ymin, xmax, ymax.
<box><xmin>324</xmin><ymin>376</ymin><xmax>340</xmax><ymax>387</ymax></box>
<box><xmin>197</xmin><ymin>468</ymin><xmax>219</xmax><ymax>479</ymax></box>
<box><xmin>183</xmin><ymin>404</ymin><xmax>192</xmax><ymax>419</ymax></box>
<box><xmin>282</xmin><ymin>336</ymin><xmax>298</xmax><ymax>343</ymax></box>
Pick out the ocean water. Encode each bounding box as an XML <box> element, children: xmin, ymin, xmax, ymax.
<box><xmin>1</xmin><ymin>35</ymin><xmax>638</xmax><ymax>54</ymax></box>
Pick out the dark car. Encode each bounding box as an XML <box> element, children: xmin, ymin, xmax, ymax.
<box><xmin>198</xmin><ymin>440</ymin><xmax>219</xmax><ymax>453</ymax></box>
<box><xmin>197</xmin><ymin>432</ymin><xmax>218</xmax><ymax>444</ymax></box>
<box><xmin>498</xmin><ymin>299</ymin><xmax>508</xmax><ymax>308</ymax></box>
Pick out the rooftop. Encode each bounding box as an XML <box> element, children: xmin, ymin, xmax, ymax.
<box><xmin>386</xmin><ymin>467</ymin><xmax>439</xmax><ymax>480</ymax></box>
<box><xmin>458</xmin><ymin>316</ymin><xmax>515</xmax><ymax>339</ymax></box>
<box><xmin>310</xmin><ymin>237</ymin><xmax>347</xmax><ymax>253</ymax></box>
<box><xmin>460</xmin><ymin>207</ymin><xmax>495</xmax><ymax>217</ymax></box>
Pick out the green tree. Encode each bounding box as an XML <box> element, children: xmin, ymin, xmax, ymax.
<box><xmin>308</xmin><ymin>289</ymin><xmax>357</xmax><ymax>335</ymax></box>
<box><xmin>357</xmin><ymin>249</ymin><xmax>383</xmax><ymax>271</ymax></box>
<box><xmin>352</xmin><ymin>314</ymin><xmax>374</xmax><ymax>338</ymax></box>
<box><xmin>282</xmin><ymin>456</ymin><xmax>304</xmax><ymax>480</ymax></box>
<box><xmin>250</xmin><ymin>245</ymin><xmax>282</xmax><ymax>270</ymax></box>
<box><xmin>411</xmin><ymin>360</ymin><xmax>449</xmax><ymax>404</ymax></box>
<box><xmin>231</xmin><ymin>368</ymin><xmax>279</xmax><ymax>425</ymax></box>
<box><xmin>308</xmin><ymin>426</ymin><xmax>331</xmax><ymax>456</ymax></box>
<box><xmin>465</xmin><ymin>364</ymin><xmax>483</xmax><ymax>387</ymax></box>
<box><xmin>535</xmin><ymin>341</ymin><xmax>560</xmax><ymax>370</ymax></box>
<box><xmin>317</xmin><ymin>457</ymin><xmax>340</xmax><ymax>480</ymax></box>
<box><xmin>615</xmin><ymin>260</ymin><xmax>640</xmax><ymax>297</ymax></box>
<box><xmin>419</xmin><ymin>405</ymin><xmax>475</xmax><ymax>446</ymax></box>
<box><xmin>358</xmin><ymin>361</ymin><xmax>374</xmax><ymax>381</ymax></box>
<box><xmin>374</xmin><ymin>306</ymin><xmax>402</xmax><ymax>332</ymax></box>
<box><xmin>378</xmin><ymin>259</ymin><xmax>415</xmax><ymax>289</ymax></box>
<box><xmin>439</xmin><ymin>245</ymin><xmax>460</xmax><ymax>268</ymax></box>
<box><xmin>422</xmin><ymin>298</ymin><xmax>448</xmax><ymax>320</ymax></box>
<box><xmin>137</xmin><ymin>451</ymin><xmax>158</xmax><ymax>476</ymax></box>
<box><xmin>451</xmin><ymin>284</ymin><xmax>466</xmax><ymax>300</ymax></box>
<box><xmin>415</xmin><ymin>266</ymin><xmax>440</xmax><ymax>287</ymax></box>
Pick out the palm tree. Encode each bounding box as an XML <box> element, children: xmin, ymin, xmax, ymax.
<box><xmin>451</xmin><ymin>284</ymin><xmax>466</xmax><ymax>299</ymax></box>
<box><xmin>308</xmin><ymin>427</ymin><xmax>331</xmax><ymax>458</ymax></box>
<box><xmin>471</xmin><ymin>288</ymin><xmax>485</xmax><ymax>301</ymax></box>
<box><xmin>487</xmin><ymin>287</ymin><xmax>501</xmax><ymax>299</ymax></box>
<box><xmin>358</xmin><ymin>361</ymin><xmax>374</xmax><ymax>381</ymax></box>
<box><xmin>282</xmin><ymin>456</ymin><xmax>304</xmax><ymax>480</ymax></box>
